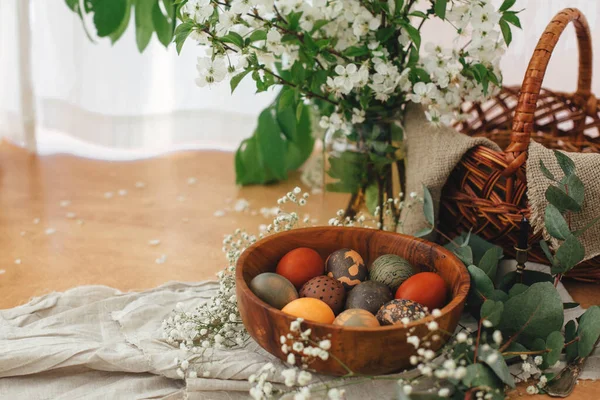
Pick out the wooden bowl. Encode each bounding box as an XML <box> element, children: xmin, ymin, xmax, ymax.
<box><xmin>236</xmin><ymin>227</ymin><xmax>469</xmax><ymax>376</ymax></box>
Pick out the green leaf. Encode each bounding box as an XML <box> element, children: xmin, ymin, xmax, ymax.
<box><xmin>499</xmin><ymin>282</ymin><xmax>564</xmax><ymax>342</ymax></box>
<box><xmin>577</xmin><ymin>306</ymin><xmax>600</xmax><ymax>358</ymax></box>
<box><xmin>220</xmin><ymin>32</ymin><xmax>244</xmax><ymax>49</ymax></box>
<box><xmin>422</xmin><ymin>185</ymin><xmax>434</xmax><ymax>226</ymax></box>
<box><xmin>174</xmin><ymin>21</ymin><xmax>193</xmax><ymax>54</ymax></box>
<box><xmin>365</xmin><ymin>183</ymin><xmax>379</xmax><ymax>215</ymax></box>
<box><xmin>499</xmin><ymin>19</ymin><xmax>512</xmax><ymax>46</ymax></box>
<box><xmin>295</xmin><ymin>102</ymin><xmax>303</xmax><ymax>122</ymax></box>
<box><xmin>564</xmin><ymin>302</ymin><xmax>580</xmax><ymax>309</ymax></box>
<box><xmin>255</xmin><ymin>108</ymin><xmax>288</xmax><ymax>181</ymax></box>
<box><xmin>553</xmin><ymin>234</ymin><xmax>585</xmax><ymax>274</ymax></box>
<box><xmin>134</xmin><ymin>0</ymin><xmax>154</xmax><ymax>52</ymax></box>
<box><xmin>93</xmin><ymin>0</ymin><xmax>129</xmax><ymax>37</ymax></box>
<box><xmin>539</xmin><ymin>240</ymin><xmax>555</xmax><ymax>265</ymax></box>
<box><xmin>310</xmin><ymin>19</ymin><xmax>330</xmax><ymax>33</ymax></box>
<box><xmin>230</xmin><ymin>70</ymin><xmax>251</xmax><ymax>94</ymax></box>
<box><xmin>414</xmin><ymin>226</ymin><xmax>433</xmax><ymax>238</ymax></box>
<box><xmin>545</xmin><ymin>204</ymin><xmax>571</xmax><ymax>240</ymax></box>
<box><xmin>499</xmin><ymin>0</ymin><xmax>516</xmax><ymax>12</ymax></box>
<box><xmin>478</xmin><ymin>247</ymin><xmax>502</xmax><ymax>279</ymax></box>
<box><xmin>508</xmin><ymin>283</ymin><xmax>528</xmax><ymax>298</ymax></box>
<box><xmin>394</xmin><ymin>0</ymin><xmax>404</xmax><ymax>16</ymax></box>
<box><xmin>503</xmin><ymin>342</ymin><xmax>528</xmax><ymax>360</ymax></box>
<box><xmin>451</xmin><ymin>246</ymin><xmax>473</xmax><ymax>266</ymax></box>
<box><xmin>546</xmin><ymin>185</ymin><xmax>582</xmax><ymax>212</ymax></box>
<box><xmin>468</xmin><ymin>265</ymin><xmax>494</xmax><ymax>301</ymax></box>
<box><xmin>481</xmin><ymin>300</ymin><xmax>504</xmax><ymax>327</ymax></box>
<box><xmin>478</xmin><ymin>347</ymin><xmax>515</xmax><ymax>388</ymax></box>
<box><xmin>502</xmin><ymin>11</ymin><xmax>522</xmax><ymax>28</ymax></box>
<box><xmin>109</xmin><ymin>1</ymin><xmax>132</xmax><ymax>43</ymax></box>
<box><xmin>277</xmin><ymin>89</ymin><xmax>295</xmax><ymax>113</ymax></box>
<box><xmin>545</xmin><ymin>331</ymin><xmax>565</xmax><ymax>367</ymax></box>
<box><xmin>565</xmin><ymin>320</ymin><xmax>578</xmax><ymax>362</ymax></box>
<box><xmin>539</xmin><ymin>160</ymin><xmax>556</xmax><ymax>181</ymax></box>
<box><xmin>342</xmin><ymin>46</ymin><xmax>369</xmax><ymax>57</ymax></box>
<box><xmin>247</xmin><ymin>30</ymin><xmax>267</xmax><ymax>43</ymax></box>
<box><xmin>235</xmin><ymin>136</ymin><xmax>267</xmax><ymax>185</ymax></box>
<box><xmin>434</xmin><ymin>0</ymin><xmax>447</xmax><ymax>19</ymax></box>
<box><xmin>152</xmin><ymin>0</ymin><xmax>174</xmax><ymax>47</ymax></box>
<box><xmin>391</xmin><ymin>123</ymin><xmax>404</xmax><ymax>141</ymax></box>
<box><xmin>403</xmin><ymin>23</ymin><xmax>421</xmax><ymax>49</ymax></box>
<box><xmin>489</xmin><ymin>290</ymin><xmax>509</xmax><ymax>302</ymax></box>
<box><xmin>375</xmin><ymin>27</ymin><xmax>396</xmax><ymax>43</ymax></box>
<box><xmin>462</xmin><ymin>364</ymin><xmax>501</xmax><ymax>389</ymax></box>
<box><xmin>554</xmin><ymin>150</ymin><xmax>576</xmax><ymax>177</ymax></box>
<box><xmin>564</xmin><ymin>174</ymin><xmax>584</xmax><ymax>207</ymax></box>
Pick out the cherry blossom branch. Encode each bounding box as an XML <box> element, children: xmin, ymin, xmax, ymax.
<box><xmin>261</xmin><ymin>67</ymin><xmax>339</xmax><ymax>105</ymax></box>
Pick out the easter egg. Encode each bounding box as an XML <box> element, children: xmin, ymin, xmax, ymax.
<box><xmin>325</xmin><ymin>249</ymin><xmax>367</xmax><ymax>291</ymax></box>
<box><xmin>376</xmin><ymin>299</ymin><xmax>429</xmax><ymax>326</ymax></box>
<box><xmin>276</xmin><ymin>247</ymin><xmax>325</xmax><ymax>289</ymax></box>
<box><xmin>333</xmin><ymin>309</ymin><xmax>380</xmax><ymax>328</ymax></box>
<box><xmin>395</xmin><ymin>272</ymin><xmax>448</xmax><ymax>311</ymax></box>
<box><xmin>250</xmin><ymin>272</ymin><xmax>299</xmax><ymax>309</ymax></box>
<box><xmin>281</xmin><ymin>298</ymin><xmax>335</xmax><ymax>324</ymax></box>
<box><xmin>299</xmin><ymin>276</ymin><xmax>346</xmax><ymax>315</ymax></box>
<box><xmin>345</xmin><ymin>281</ymin><xmax>392</xmax><ymax>315</ymax></box>
<box><xmin>369</xmin><ymin>254</ymin><xmax>415</xmax><ymax>292</ymax></box>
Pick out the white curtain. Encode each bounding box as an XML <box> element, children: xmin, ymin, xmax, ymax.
<box><xmin>1</xmin><ymin>0</ymin><xmax>599</xmax><ymax>157</ymax></box>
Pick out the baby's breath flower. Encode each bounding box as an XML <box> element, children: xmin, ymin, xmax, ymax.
<box><xmin>456</xmin><ymin>332</ymin><xmax>468</xmax><ymax>343</ymax></box>
<box><xmin>522</xmin><ymin>362</ymin><xmax>532</xmax><ymax>372</ymax></box>
<box><xmin>407</xmin><ymin>335</ymin><xmax>420</xmax><ymax>349</ymax></box>
<box><xmin>493</xmin><ymin>330</ymin><xmax>502</xmax><ymax>344</ymax></box>
<box><xmin>534</xmin><ymin>356</ymin><xmax>543</xmax><ymax>366</ymax></box>
<box><xmin>427</xmin><ymin>321</ymin><xmax>439</xmax><ymax>331</ymax></box>
<box><xmin>402</xmin><ymin>385</ymin><xmax>413</xmax><ymax>395</ymax></box>
<box><xmin>438</xmin><ymin>388</ymin><xmax>450</xmax><ymax>397</ymax></box>
<box><xmin>526</xmin><ymin>385</ymin><xmax>538</xmax><ymax>395</ymax></box>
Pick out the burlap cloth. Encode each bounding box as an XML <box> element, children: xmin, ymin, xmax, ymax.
<box><xmin>527</xmin><ymin>141</ymin><xmax>600</xmax><ymax>261</ymax></box>
<box><xmin>401</xmin><ymin>104</ymin><xmax>600</xmax><ymax>262</ymax></box>
<box><xmin>399</xmin><ymin>104</ymin><xmax>500</xmax><ymax>236</ymax></box>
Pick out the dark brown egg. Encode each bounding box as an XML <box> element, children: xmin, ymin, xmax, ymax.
<box><xmin>250</xmin><ymin>272</ymin><xmax>299</xmax><ymax>310</ymax></box>
<box><xmin>376</xmin><ymin>299</ymin><xmax>429</xmax><ymax>326</ymax></box>
<box><xmin>325</xmin><ymin>249</ymin><xmax>368</xmax><ymax>291</ymax></box>
<box><xmin>299</xmin><ymin>275</ymin><xmax>346</xmax><ymax>315</ymax></box>
<box><xmin>333</xmin><ymin>309</ymin><xmax>380</xmax><ymax>327</ymax></box>
<box><xmin>345</xmin><ymin>281</ymin><xmax>392</xmax><ymax>315</ymax></box>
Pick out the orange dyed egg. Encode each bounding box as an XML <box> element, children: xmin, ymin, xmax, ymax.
<box><xmin>276</xmin><ymin>248</ymin><xmax>325</xmax><ymax>289</ymax></box>
<box><xmin>281</xmin><ymin>298</ymin><xmax>335</xmax><ymax>324</ymax></box>
<box><xmin>395</xmin><ymin>272</ymin><xmax>448</xmax><ymax>311</ymax></box>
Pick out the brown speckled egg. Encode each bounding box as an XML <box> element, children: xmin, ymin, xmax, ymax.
<box><xmin>299</xmin><ymin>276</ymin><xmax>346</xmax><ymax>315</ymax></box>
<box><xmin>333</xmin><ymin>309</ymin><xmax>380</xmax><ymax>328</ymax></box>
<box><xmin>250</xmin><ymin>272</ymin><xmax>298</xmax><ymax>309</ymax></box>
<box><xmin>325</xmin><ymin>249</ymin><xmax>367</xmax><ymax>291</ymax></box>
<box><xmin>376</xmin><ymin>299</ymin><xmax>429</xmax><ymax>326</ymax></box>
<box><xmin>345</xmin><ymin>281</ymin><xmax>392</xmax><ymax>315</ymax></box>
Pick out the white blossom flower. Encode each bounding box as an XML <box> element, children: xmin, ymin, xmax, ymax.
<box><xmin>184</xmin><ymin>0</ymin><xmax>213</xmax><ymax>24</ymax></box>
<box><xmin>196</xmin><ymin>56</ymin><xmax>228</xmax><ymax>87</ymax></box>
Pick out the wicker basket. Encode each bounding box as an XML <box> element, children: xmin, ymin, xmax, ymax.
<box><xmin>439</xmin><ymin>8</ymin><xmax>600</xmax><ymax>281</ymax></box>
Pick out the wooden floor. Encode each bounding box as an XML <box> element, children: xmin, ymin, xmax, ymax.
<box><xmin>0</xmin><ymin>141</ymin><xmax>598</xmax><ymax>398</ymax></box>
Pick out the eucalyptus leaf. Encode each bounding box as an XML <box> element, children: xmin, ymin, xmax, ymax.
<box><xmin>545</xmin><ymin>331</ymin><xmax>565</xmax><ymax>367</ymax></box>
<box><xmin>422</xmin><ymin>185</ymin><xmax>434</xmax><ymax>226</ymax></box>
<box><xmin>467</xmin><ymin>265</ymin><xmax>494</xmax><ymax>301</ymax></box>
<box><xmin>577</xmin><ymin>306</ymin><xmax>600</xmax><ymax>358</ymax></box>
<box><xmin>545</xmin><ymin>204</ymin><xmax>570</xmax><ymax>240</ymax></box>
<box><xmin>539</xmin><ymin>159</ymin><xmax>555</xmax><ymax>181</ymax></box>
<box><xmin>554</xmin><ymin>150</ymin><xmax>576</xmax><ymax>177</ymax></box>
<box><xmin>462</xmin><ymin>364</ymin><xmax>501</xmax><ymax>389</ymax></box>
<box><xmin>478</xmin><ymin>347</ymin><xmax>515</xmax><ymax>388</ymax></box>
<box><xmin>553</xmin><ymin>234</ymin><xmax>585</xmax><ymax>274</ymax></box>
<box><xmin>481</xmin><ymin>299</ymin><xmax>504</xmax><ymax>326</ymax></box>
<box><xmin>545</xmin><ymin>185</ymin><xmax>581</xmax><ymax>213</ymax></box>
<box><xmin>478</xmin><ymin>247</ymin><xmax>502</xmax><ymax>279</ymax></box>
<box><xmin>539</xmin><ymin>240</ymin><xmax>555</xmax><ymax>265</ymax></box>
<box><xmin>564</xmin><ymin>173</ymin><xmax>584</xmax><ymax>207</ymax></box>
<box><xmin>489</xmin><ymin>290</ymin><xmax>508</xmax><ymax>302</ymax></box>
<box><xmin>451</xmin><ymin>246</ymin><xmax>474</xmax><ymax>266</ymax></box>
<box><xmin>499</xmin><ymin>282</ymin><xmax>564</xmax><ymax>342</ymax></box>
<box><xmin>508</xmin><ymin>283</ymin><xmax>528</xmax><ymax>298</ymax></box>
<box><xmin>565</xmin><ymin>320</ymin><xmax>578</xmax><ymax>362</ymax></box>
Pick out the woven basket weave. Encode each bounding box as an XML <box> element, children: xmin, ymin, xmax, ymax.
<box><xmin>439</xmin><ymin>8</ymin><xmax>600</xmax><ymax>281</ymax></box>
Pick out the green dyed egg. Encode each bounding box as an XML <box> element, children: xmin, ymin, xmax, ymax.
<box><xmin>250</xmin><ymin>272</ymin><xmax>298</xmax><ymax>309</ymax></box>
<box><xmin>369</xmin><ymin>254</ymin><xmax>415</xmax><ymax>292</ymax></box>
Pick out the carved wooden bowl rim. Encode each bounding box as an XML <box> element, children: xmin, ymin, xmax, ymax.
<box><xmin>236</xmin><ymin>226</ymin><xmax>470</xmax><ymax>332</ymax></box>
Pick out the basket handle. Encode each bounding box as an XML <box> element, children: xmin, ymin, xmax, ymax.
<box><xmin>503</xmin><ymin>8</ymin><xmax>593</xmax><ymax>177</ymax></box>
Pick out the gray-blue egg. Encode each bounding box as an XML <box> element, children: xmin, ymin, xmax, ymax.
<box><xmin>250</xmin><ymin>272</ymin><xmax>299</xmax><ymax>309</ymax></box>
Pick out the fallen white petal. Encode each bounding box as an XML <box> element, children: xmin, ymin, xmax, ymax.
<box><xmin>214</xmin><ymin>210</ymin><xmax>226</xmax><ymax>217</ymax></box>
<box><xmin>60</xmin><ymin>200</ymin><xmax>71</xmax><ymax>208</ymax></box>
<box><xmin>148</xmin><ymin>239</ymin><xmax>161</xmax><ymax>246</ymax></box>
<box><xmin>14</xmin><ymin>259</ymin><xmax>21</xmax><ymax>265</ymax></box>
<box><xmin>187</xmin><ymin>177</ymin><xmax>197</xmax><ymax>185</ymax></box>
<box><xmin>33</xmin><ymin>218</ymin><xmax>40</xmax><ymax>224</ymax></box>
<box><xmin>104</xmin><ymin>192</ymin><xmax>114</xmax><ymax>199</ymax></box>
<box><xmin>66</xmin><ymin>212</ymin><xmax>77</xmax><ymax>219</ymax></box>
<box><xmin>118</xmin><ymin>189</ymin><xmax>128</xmax><ymax>196</ymax></box>
<box><xmin>45</xmin><ymin>228</ymin><xmax>56</xmax><ymax>235</ymax></box>
<box><xmin>135</xmin><ymin>181</ymin><xmax>146</xmax><ymax>188</ymax></box>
